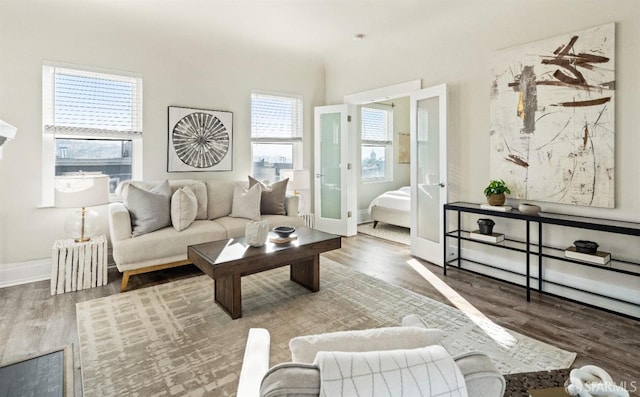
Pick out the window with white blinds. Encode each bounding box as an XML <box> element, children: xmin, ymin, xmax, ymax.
<box><xmin>251</xmin><ymin>92</ymin><xmax>303</xmax><ymax>182</ymax></box>
<box><xmin>43</xmin><ymin>65</ymin><xmax>143</xmax><ymax>137</ymax></box>
<box><xmin>361</xmin><ymin>105</ymin><xmax>393</xmax><ymax>182</ymax></box>
<box><xmin>41</xmin><ymin>63</ymin><xmax>143</xmax><ymax>204</ymax></box>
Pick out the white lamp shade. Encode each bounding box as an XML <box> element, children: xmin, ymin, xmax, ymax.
<box><xmin>55</xmin><ymin>175</ymin><xmax>110</xmax><ymax>208</ymax></box>
<box><xmin>0</xmin><ymin>119</ymin><xmax>17</xmax><ymax>141</ymax></box>
<box><xmin>281</xmin><ymin>169</ymin><xmax>310</xmax><ymax>191</ymax></box>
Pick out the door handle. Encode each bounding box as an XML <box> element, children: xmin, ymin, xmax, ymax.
<box><xmin>316</xmin><ymin>173</ymin><xmax>324</xmax><ymax>178</ymax></box>
<box><xmin>438</xmin><ymin>182</ymin><xmax>445</xmax><ymax>188</ymax></box>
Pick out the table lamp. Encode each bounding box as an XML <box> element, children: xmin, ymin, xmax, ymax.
<box><xmin>55</xmin><ymin>174</ymin><xmax>110</xmax><ymax>242</ymax></box>
<box><xmin>0</xmin><ymin>119</ymin><xmax>17</xmax><ymax>160</ymax></box>
<box><xmin>280</xmin><ymin>169</ymin><xmax>310</xmax><ymax>212</ymax></box>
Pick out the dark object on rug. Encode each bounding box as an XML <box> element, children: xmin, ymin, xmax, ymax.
<box><xmin>503</xmin><ymin>368</ymin><xmax>571</xmax><ymax>397</ymax></box>
<box><xmin>0</xmin><ymin>345</ymin><xmax>74</xmax><ymax>397</ymax></box>
<box><xmin>573</xmin><ymin>240</ymin><xmax>598</xmax><ymax>254</ymax></box>
<box><xmin>477</xmin><ymin>218</ymin><xmax>496</xmax><ymax>235</ymax></box>
<box><xmin>272</xmin><ymin>226</ymin><xmax>295</xmax><ymax>238</ymax></box>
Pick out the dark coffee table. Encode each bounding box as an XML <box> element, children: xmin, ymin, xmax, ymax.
<box><xmin>188</xmin><ymin>227</ymin><xmax>341</xmax><ymax>319</ymax></box>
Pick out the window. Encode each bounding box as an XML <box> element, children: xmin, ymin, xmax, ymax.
<box><xmin>361</xmin><ymin>105</ymin><xmax>393</xmax><ymax>182</ymax></box>
<box><xmin>251</xmin><ymin>92</ymin><xmax>302</xmax><ymax>182</ymax></box>
<box><xmin>42</xmin><ymin>64</ymin><xmax>143</xmax><ymax>204</ymax></box>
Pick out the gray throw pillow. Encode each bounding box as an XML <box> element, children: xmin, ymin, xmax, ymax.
<box><xmin>248</xmin><ymin>176</ymin><xmax>289</xmax><ymax>215</ymax></box>
<box><xmin>125</xmin><ymin>180</ymin><xmax>172</xmax><ymax>237</ymax></box>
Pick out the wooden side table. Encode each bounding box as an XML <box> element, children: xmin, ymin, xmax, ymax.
<box><xmin>51</xmin><ymin>235</ymin><xmax>108</xmax><ymax>295</ymax></box>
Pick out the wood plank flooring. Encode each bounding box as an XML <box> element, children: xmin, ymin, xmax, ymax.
<box><xmin>0</xmin><ymin>233</ymin><xmax>637</xmax><ymax>396</ymax></box>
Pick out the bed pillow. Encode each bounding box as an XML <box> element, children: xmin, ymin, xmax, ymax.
<box><xmin>289</xmin><ymin>326</ymin><xmax>445</xmax><ymax>364</ymax></box>
<box><xmin>248</xmin><ymin>176</ymin><xmax>289</xmax><ymax>215</ymax></box>
<box><xmin>125</xmin><ymin>180</ymin><xmax>172</xmax><ymax>237</ymax></box>
<box><xmin>171</xmin><ymin>186</ymin><xmax>198</xmax><ymax>231</ymax></box>
<box><xmin>229</xmin><ymin>183</ymin><xmax>262</xmax><ymax>220</ymax></box>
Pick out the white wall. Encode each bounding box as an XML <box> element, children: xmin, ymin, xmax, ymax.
<box><xmin>323</xmin><ymin>0</ymin><xmax>640</xmax><ymax>312</ymax></box>
<box><xmin>0</xmin><ymin>1</ymin><xmax>325</xmax><ymax>267</ymax></box>
<box><xmin>325</xmin><ymin>0</ymin><xmax>640</xmax><ymax>223</ymax></box>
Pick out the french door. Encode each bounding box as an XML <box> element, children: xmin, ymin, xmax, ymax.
<box><xmin>410</xmin><ymin>84</ymin><xmax>448</xmax><ymax>265</ymax></box>
<box><xmin>313</xmin><ymin>105</ymin><xmax>357</xmax><ymax>236</ymax></box>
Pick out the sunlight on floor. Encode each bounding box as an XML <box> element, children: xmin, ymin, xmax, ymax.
<box><xmin>406</xmin><ymin>258</ymin><xmax>518</xmax><ymax>349</ymax></box>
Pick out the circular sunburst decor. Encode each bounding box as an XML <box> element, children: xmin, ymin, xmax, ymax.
<box><xmin>172</xmin><ymin>112</ymin><xmax>229</xmax><ymax>168</ymax></box>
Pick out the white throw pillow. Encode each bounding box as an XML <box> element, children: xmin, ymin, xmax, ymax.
<box><xmin>125</xmin><ymin>180</ymin><xmax>172</xmax><ymax>237</ymax></box>
<box><xmin>171</xmin><ymin>186</ymin><xmax>198</xmax><ymax>231</ymax></box>
<box><xmin>289</xmin><ymin>326</ymin><xmax>445</xmax><ymax>364</ymax></box>
<box><xmin>229</xmin><ymin>183</ymin><xmax>262</xmax><ymax>220</ymax></box>
<box><xmin>314</xmin><ymin>345</ymin><xmax>468</xmax><ymax>397</ymax></box>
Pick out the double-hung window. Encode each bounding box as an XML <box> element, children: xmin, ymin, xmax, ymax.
<box><xmin>250</xmin><ymin>92</ymin><xmax>303</xmax><ymax>182</ymax></box>
<box><xmin>42</xmin><ymin>64</ymin><xmax>143</xmax><ymax>205</ymax></box>
<box><xmin>361</xmin><ymin>104</ymin><xmax>393</xmax><ymax>182</ymax></box>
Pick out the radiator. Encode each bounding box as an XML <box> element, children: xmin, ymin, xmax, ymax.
<box><xmin>300</xmin><ymin>213</ymin><xmax>314</xmax><ymax>228</ymax></box>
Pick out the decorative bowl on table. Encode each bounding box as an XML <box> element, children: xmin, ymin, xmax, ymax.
<box><xmin>573</xmin><ymin>240</ymin><xmax>598</xmax><ymax>254</ymax></box>
<box><xmin>272</xmin><ymin>226</ymin><xmax>296</xmax><ymax>238</ymax></box>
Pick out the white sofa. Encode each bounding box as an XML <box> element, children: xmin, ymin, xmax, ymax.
<box><xmin>108</xmin><ymin>179</ymin><xmax>304</xmax><ymax>291</ymax></box>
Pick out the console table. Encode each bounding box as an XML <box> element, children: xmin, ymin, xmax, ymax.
<box><xmin>443</xmin><ymin>202</ymin><xmax>639</xmax><ymax>319</ymax></box>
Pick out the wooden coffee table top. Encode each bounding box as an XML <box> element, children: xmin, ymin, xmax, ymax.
<box><xmin>188</xmin><ymin>227</ymin><xmax>341</xmax><ymax>278</ymax></box>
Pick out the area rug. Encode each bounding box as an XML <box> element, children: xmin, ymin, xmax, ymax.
<box><xmin>76</xmin><ymin>258</ymin><xmax>575</xmax><ymax>396</ymax></box>
<box><xmin>357</xmin><ymin>221</ymin><xmax>410</xmax><ymax>245</ymax></box>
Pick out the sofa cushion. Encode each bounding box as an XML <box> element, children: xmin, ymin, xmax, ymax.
<box><xmin>229</xmin><ymin>184</ymin><xmax>261</xmax><ymax>220</ymax></box>
<box><xmin>248</xmin><ymin>176</ymin><xmax>289</xmax><ymax>215</ymax></box>
<box><xmin>171</xmin><ymin>186</ymin><xmax>197</xmax><ymax>231</ymax></box>
<box><xmin>206</xmin><ymin>180</ymin><xmax>239</xmax><ymax>219</ymax></box>
<box><xmin>112</xmin><ymin>220</ymin><xmax>228</xmax><ymax>271</ymax></box>
<box><xmin>289</xmin><ymin>326</ymin><xmax>445</xmax><ymax>364</ymax></box>
<box><xmin>125</xmin><ymin>180</ymin><xmax>172</xmax><ymax>237</ymax></box>
<box><xmin>179</xmin><ymin>181</ymin><xmax>207</xmax><ymax>220</ymax></box>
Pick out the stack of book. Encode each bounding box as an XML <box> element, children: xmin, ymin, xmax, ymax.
<box><xmin>480</xmin><ymin>203</ymin><xmax>512</xmax><ymax>212</ymax></box>
<box><xmin>469</xmin><ymin>230</ymin><xmax>505</xmax><ymax>243</ymax></box>
<box><xmin>564</xmin><ymin>246</ymin><xmax>611</xmax><ymax>265</ymax></box>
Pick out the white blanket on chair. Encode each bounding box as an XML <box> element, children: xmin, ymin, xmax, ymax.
<box><xmin>314</xmin><ymin>345</ymin><xmax>468</xmax><ymax>397</ymax></box>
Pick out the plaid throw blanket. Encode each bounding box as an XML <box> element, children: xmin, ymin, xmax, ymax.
<box><xmin>314</xmin><ymin>345</ymin><xmax>468</xmax><ymax>397</ymax></box>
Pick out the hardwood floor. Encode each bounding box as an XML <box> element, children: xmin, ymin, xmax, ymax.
<box><xmin>0</xmin><ymin>233</ymin><xmax>638</xmax><ymax>396</ymax></box>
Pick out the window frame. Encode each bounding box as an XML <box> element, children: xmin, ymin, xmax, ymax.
<box><xmin>250</xmin><ymin>91</ymin><xmax>303</xmax><ymax>181</ymax></box>
<box><xmin>360</xmin><ymin>104</ymin><xmax>394</xmax><ymax>183</ymax></box>
<box><xmin>41</xmin><ymin>62</ymin><xmax>143</xmax><ymax>206</ymax></box>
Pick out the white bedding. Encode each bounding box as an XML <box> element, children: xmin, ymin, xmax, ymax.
<box><xmin>368</xmin><ymin>186</ymin><xmax>411</xmax><ymax>213</ymax></box>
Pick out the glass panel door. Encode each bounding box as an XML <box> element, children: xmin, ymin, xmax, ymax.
<box><xmin>314</xmin><ymin>105</ymin><xmax>357</xmax><ymax>236</ymax></box>
<box><xmin>410</xmin><ymin>84</ymin><xmax>447</xmax><ymax>264</ymax></box>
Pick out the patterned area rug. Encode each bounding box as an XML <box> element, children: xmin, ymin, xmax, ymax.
<box><xmin>76</xmin><ymin>259</ymin><xmax>575</xmax><ymax>396</ymax></box>
<box><xmin>357</xmin><ymin>222</ymin><xmax>410</xmax><ymax>245</ymax></box>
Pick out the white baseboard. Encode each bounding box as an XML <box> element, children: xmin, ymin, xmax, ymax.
<box><xmin>0</xmin><ymin>254</ymin><xmax>116</xmax><ymax>288</ymax></box>
<box><xmin>0</xmin><ymin>257</ymin><xmax>52</xmax><ymax>288</ymax></box>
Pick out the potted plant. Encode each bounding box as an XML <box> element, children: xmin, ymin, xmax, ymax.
<box><xmin>484</xmin><ymin>179</ymin><xmax>511</xmax><ymax>206</ymax></box>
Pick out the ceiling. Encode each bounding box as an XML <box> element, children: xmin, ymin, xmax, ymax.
<box><xmin>86</xmin><ymin>0</ymin><xmax>465</xmax><ymax>58</ymax></box>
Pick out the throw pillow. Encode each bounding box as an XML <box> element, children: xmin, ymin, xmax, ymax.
<box><xmin>314</xmin><ymin>346</ymin><xmax>469</xmax><ymax>397</ymax></box>
<box><xmin>125</xmin><ymin>180</ymin><xmax>172</xmax><ymax>237</ymax></box>
<box><xmin>229</xmin><ymin>183</ymin><xmax>261</xmax><ymax>220</ymax></box>
<box><xmin>289</xmin><ymin>326</ymin><xmax>445</xmax><ymax>364</ymax></box>
<box><xmin>170</xmin><ymin>186</ymin><xmax>198</xmax><ymax>231</ymax></box>
<box><xmin>248</xmin><ymin>176</ymin><xmax>289</xmax><ymax>215</ymax></box>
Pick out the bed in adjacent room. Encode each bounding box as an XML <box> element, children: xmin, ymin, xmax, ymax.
<box><xmin>368</xmin><ymin>186</ymin><xmax>411</xmax><ymax>229</ymax></box>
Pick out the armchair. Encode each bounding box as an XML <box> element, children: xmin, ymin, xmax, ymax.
<box><xmin>237</xmin><ymin>315</ymin><xmax>506</xmax><ymax>397</ymax></box>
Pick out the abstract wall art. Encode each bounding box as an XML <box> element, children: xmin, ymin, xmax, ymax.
<box><xmin>490</xmin><ymin>23</ymin><xmax>615</xmax><ymax>208</ymax></box>
<box><xmin>168</xmin><ymin>106</ymin><xmax>233</xmax><ymax>172</ymax></box>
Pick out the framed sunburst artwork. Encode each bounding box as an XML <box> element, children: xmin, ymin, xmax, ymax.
<box><xmin>167</xmin><ymin>106</ymin><xmax>233</xmax><ymax>172</ymax></box>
